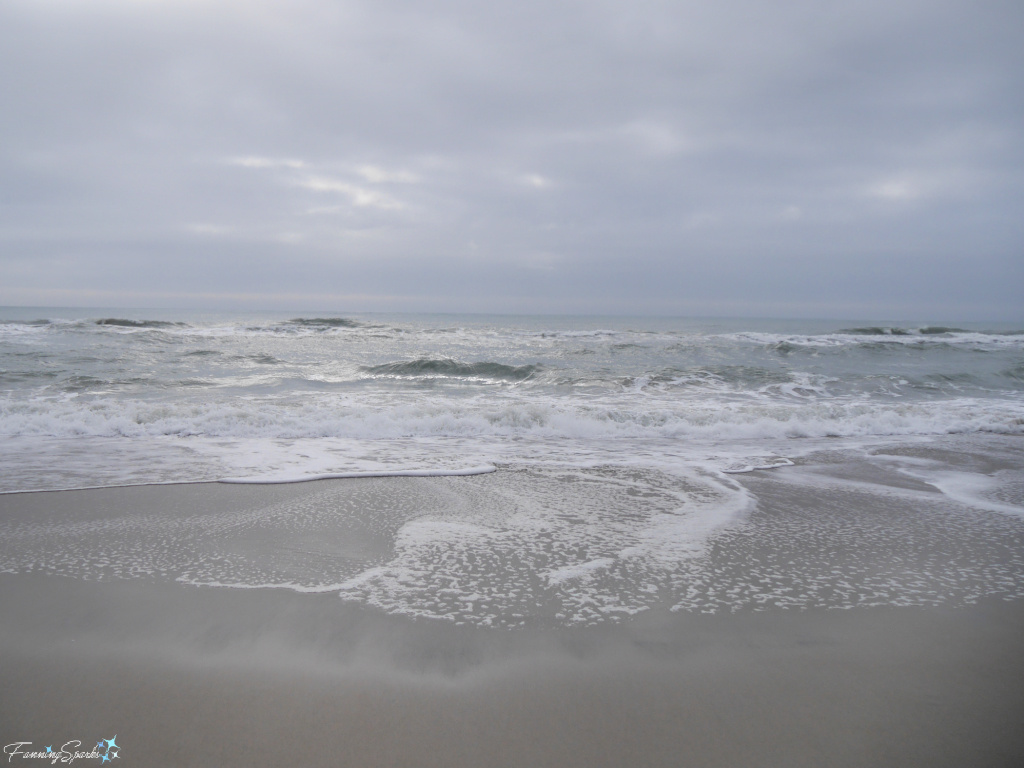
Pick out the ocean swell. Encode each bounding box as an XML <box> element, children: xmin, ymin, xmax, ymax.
<box><xmin>363</xmin><ymin>358</ymin><xmax>541</xmax><ymax>382</ymax></box>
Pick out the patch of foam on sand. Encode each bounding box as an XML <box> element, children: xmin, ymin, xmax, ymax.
<box><xmin>333</xmin><ymin>465</ymin><xmax>755</xmax><ymax>625</ymax></box>
<box><xmin>2</xmin><ymin>437</ymin><xmax>1023</xmax><ymax>627</ymax></box>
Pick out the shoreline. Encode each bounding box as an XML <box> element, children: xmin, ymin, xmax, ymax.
<box><xmin>3</xmin><ymin>432</ymin><xmax>1022</xmax><ymax>499</ymax></box>
<box><xmin>0</xmin><ymin>464</ymin><xmax>498</xmax><ymax>497</ymax></box>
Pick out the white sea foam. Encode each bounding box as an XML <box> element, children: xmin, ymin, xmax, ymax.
<box><xmin>331</xmin><ymin>464</ymin><xmax>754</xmax><ymax>625</ymax></box>
<box><xmin>925</xmin><ymin>472</ymin><xmax>1024</xmax><ymax>517</ymax></box>
<box><xmin>880</xmin><ymin>465</ymin><xmax>1024</xmax><ymax>518</ymax></box>
<box><xmin>3</xmin><ymin>389</ymin><xmax>1022</xmax><ymax>440</ymax></box>
<box><xmin>1</xmin><ymin>391</ymin><xmax>1022</xmax><ymax>493</ymax></box>
<box><xmin>721</xmin><ymin>457</ymin><xmax>795</xmax><ymax>474</ymax></box>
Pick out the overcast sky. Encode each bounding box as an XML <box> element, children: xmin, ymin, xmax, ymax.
<box><xmin>1</xmin><ymin>0</ymin><xmax>1021</xmax><ymax>319</ymax></box>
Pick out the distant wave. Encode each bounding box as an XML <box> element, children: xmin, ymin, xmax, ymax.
<box><xmin>731</xmin><ymin>330</ymin><xmax>1024</xmax><ymax>350</ymax></box>
<box><xmin>834</xmin><ymin>326</ymin><xmax>1005</xmax><ymax>336</ymax></box>
<box><xmin>286</xmin><ymin>317</ymin><xmax>361</xmax><ymax>328</ymax></box>
<box><xmin>837</xmin><ymin>326</ymin><xmax>910</xmax><ymax>335</ymax></box>
<box><xmin>918</xmin><ymin>326</ymin><xmax>973</xmax><ymax>335</ymax></box>
<box><xmin>839</xmin><ymin>326</ymin><xmax>955</xmax><ymax>336</ymax></box>
<box><xmin>0</xmin><ymin>319</ymin><xmax>52</xmax><ymax>326</ymax></box>
<box><xmin>539</xmin><ymin>329</ymin><xmax>619</xmax><ymax>338</ymax></box>
<box><xmin>363</xmin><ymin>358</ymin><xmax>540</xmax><ymax>382</ymax></box>
<box><xmin>94</xmin><ymin>318</ymin><xmax>188</xmax><ymax>328</ymax></box>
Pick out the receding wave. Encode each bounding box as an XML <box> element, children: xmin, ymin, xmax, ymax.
<box><xmin>220</xmin><ymin>465</ymin><xmax>497</xmax><ymax>484</ymax></box>
<box><xmin>286</xmin><ymin>317</ymin><xmax>361</xmax><ymax>328</ymax></box>
<box><xmin>363</xmin><ymin>358</ymin><xmax>540</xmax><ymax>382</ymax></box>
<box><xmin>94</xmin><ymin>318</ymin><xmax>187</xmax><ymax>328</ymax></box>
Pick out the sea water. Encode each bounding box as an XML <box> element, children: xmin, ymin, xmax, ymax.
<box><xmin>2</xmin><ymin>308</ymin><xmax>1023</xmax><ymax>623</ymax></box>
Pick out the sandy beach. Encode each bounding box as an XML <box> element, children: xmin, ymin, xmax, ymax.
<box><xmin>2</xmin><ymin>574</ymin><xmax>1023</xmax><ymax>767</ymax></box>
<box><xmin>2</xmin><ymin>450</ymin><xmax>1023</xmax><ymax>767</ymax></box>
<box><xmin>1</xmin><ymin>569</ymin><xmax>1023</xmax><ymax>768</ymax></box>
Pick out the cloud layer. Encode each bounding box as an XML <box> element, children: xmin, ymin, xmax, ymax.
<box><xmin>1</xmin><ymin>0</ymin><xmax>1021</xmax><ymax>318</ymax></box>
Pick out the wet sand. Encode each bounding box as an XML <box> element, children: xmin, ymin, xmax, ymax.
<box><xmin>2</xmin><ymin>574</ymin><xmax>1023</xmax><ymax>767</ymax></box>
<box><xmin>2</xmin><ymin>454</ymin><xmax>1024</xmax><ymax>767</ymax></box>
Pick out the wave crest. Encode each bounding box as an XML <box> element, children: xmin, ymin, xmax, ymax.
<box><xmin>94</xmin><ymin>319</ymin><xmax>187</xmax><ymax>328</ymax></box>
<box><xmin>286</xmin><ymin>317</ymin><xmax>361</xmax><ymax>328</ymax></box>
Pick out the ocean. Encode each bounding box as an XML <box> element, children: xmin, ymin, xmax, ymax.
<box><xmin>2</xmin><ymin>308</ymin><xmax>1023</xmax><ymax>625</ymax></box>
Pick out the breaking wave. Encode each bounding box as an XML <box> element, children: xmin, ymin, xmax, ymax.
<box><xmin>3</xmin><ymin>391</ymin><xmax>1023</xmax><ymax>442</ymax></box>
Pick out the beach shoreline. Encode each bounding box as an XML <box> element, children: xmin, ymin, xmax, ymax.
<box><xmin>2</xmin><ymin>451</ymin><xmax>1024</xmax><ymax>767</ymax></box>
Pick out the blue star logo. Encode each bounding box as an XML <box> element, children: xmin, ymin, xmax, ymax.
<box><xmin>105</xmin><ymin>736</ymin><xmax>119</xmax><ymax>751</ymax></box>
<box><xmin>101</xmin><ymin>755</ymin><xmax>110</xmax><ymax>764</ymax></box>
<box><xmin>45</xmin><ymin>746</ymin><xmax>53</xmax><ymax>753</ymax></box>
<box><xmin>96</xmin><ymin>742</ymin><xmax>105</xmax><ymax>751</ymax></box>
<box><xmin>109</xmin><ymin>748</ymin><xmax>119</xmax><ymax>760</ymax></box>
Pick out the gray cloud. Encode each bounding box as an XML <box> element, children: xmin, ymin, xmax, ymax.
<box><xmin>1</xmin><ymin>0</ymin><xmax>1021</xmax><ymax>318</ymax></box>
